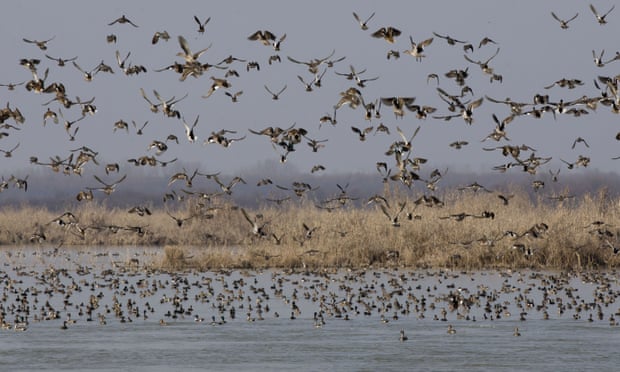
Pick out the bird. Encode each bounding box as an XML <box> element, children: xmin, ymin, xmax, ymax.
<box><xmin>478</xmin><ymin>37</ymin><xmax>498</xmax><ymax>48</ymax></box>
<box><xmin>246</xmin><ymin>61</ymin><xmax>260</xmax><ymax>71</ymax></box>
<box><xmin>387</xmin><ymin>50</ymin><xmax>400</xmax><ymax>60</ymax></box>
<box><xmin>352</xmin><ymin>11</ymin><xmax>375</xmax><ymax>30</ymax></box>
<box><xmin>113</xmin><ymin>119</ymin><xmax>129</xmax><ymax>133</ymax></box>
<box><xmin>108</xmin><ymin>15</ymin><xmax>139</xmax><ymax>27</ymax></box>
<box><xmin>72</xmin><ymin>61</ymin><xmax>98</xmax><ymax>81</ymax></box>
<box><xmin>432</xmin><ymin>31</ymin><xmax>467</xmax><ymax>45</ymax></box>
<box><xmin>128</xmin><ymin>206</ymin><xmax>151</xmax><ymax>217</ymax></box>
<box><xmin>194</xmin><ymin>15</ymin><xmax>211</xmax><ymax>34</ymax></box>
<box><xmin>151</xmin><ymin>31</ymin><xmax>170</xmax><ymax>44</ymax></box>
<box><xmin>593</xmin><ymin>49</ymin><xmax>608</xmax><ymax>67</ymax></box>
<box><xmin>202</xmin><ymin>77</ymin><xmax>230</xmax><ymax>99</ymax></box>
<box><xmin>168</xmin><ymin>168</ymin><xmax>199</xmax><ymax>188</ymax></box>
<box><xmin>544</xmin><ymin>78</ymin><xmax>584</xmax><ymax>90</ymax></box>
<box><xmin>225</xmin><ymin>91</ymin><xmax>243</xmax><ymax>102</ymax></box>
<box><xmin>45</xmin><ymin>54</ymin><xmax>77</xmax><ymax>67</ymax></box>
<box><xmin>88</xmin><ymin>174</ymin><xmax>127</xmax><ymax>195</ymax></box>
<box><xmin>182</xmin><ymin>115</ymin><xmax>199</xmax><ymax>143</ymax></box>
<box><xmin>148</xmin><ymin>140</ymin><xmax>168</xmax><ymax>156</ymax></box>
<box><xmin>297</xmin><ymin>75</ymin><xmax>313</xmax><ymax>92</ymax></box>
<box><xmin>177</xmin><ymin>35</ymin><xmax>212</xmax><ymax>64</ymax></box>
<box><xmin>403</xmin><ymin>35</ymin><xmax>434</xmax><ymax>61</ymax></box>
<box><xmin>551</xmin><ymin>11</ymin><xmax>579</xmax><ymax>29</ymax></box>
<box><xmin>307</xmin><ymin>138</ymin><xmax>328</xmax><ymax>152</ymax></box>
<box><xmin>248</xmin><ymin>30</ymin><xmax>276</xmax><ymax>46</ymax></box>
<box><xmin>240</xmin><ymin>208</ymin><xmax>268</xmax><ymax>237</ymax></box>
<box><xmin>264</xmin><ymin>85</ymin><xmax>287</xmax><ymax>100</ymax></box>
<box><xmin>268</xmin><ymin>55</ymin><xmax>282</xmax><ymax>65</ymax></box>
<box><xmin>311</xmin><ymin>165</ymin><xmax>326</xmax><ymax>173</ymax></box>
<box><xmin>450</xmin><ymin>140</ymin><xmax>469</xmax><ymax>149</ymax></box>
<box><xmin>399</xmin><ymin>329</ymin><xmax>408</xmax><ymax>342</ymax></box>
<box><xmin>351</xmin><ymin>126</ymin><xmax>373</xmax><ymax>141</ymax></box>
<box><xmin>287</xmin><ymin>50</ymin><xmax>335</xmax><ymax>74</ymax></box>
<box><xmin>458</xmin><ymin>181</ymin><xmax>493</xmax><ymax>193</ymax></box>
<box><xmin>212</xmin><ymin>175</ymin><xmax>246</xmax><ymax>195</ymax></box>
<box><xmin>23</xmin><ymin>36</ymin><xmax>55</xmax><ymax>50</ymax></box>
<box><xmin>590</xmin><ymin>4</ymin><xmax>615</xmax><ymax>25</ymax></box>
<box><xmin>132</xmin><ymin>120</ymin><xmax>149</xmax><ymax>135</ymax></box>
<box><xmin>572</xmin><ymin>137</ymin><xmax>590</xmax><ymax>149</ymax></box>
<box><xmin>380</xmin><ymin>96</ymin><xmax>416</xmax><ymax>118</ymax></box>
<box><xmin>371</xmin><ymin>27</ymin><xmax>402</xmax><ymax>43</ymax></box>
<box><xmin>464</xmin><ymin>48</ymin><xmax>500</xmax><ymax>75</ymax></box>
<box><xmin>380</xmin><ymin>202</ymin><xmax>407</xmax><ymax>227</ymax></box>
<box><xmin>166</xmin><ymin>211</ymin><xmax>194</xmax><ymax>227</ymax></box>
<box><xmin>0</xmin><ymin>81</ymin><xmax>25</xmax><ymax>91</ymax></box>
<box><xmin>0</xmin><ymin>142</ymin><xmax>20</xmax><ymax>158</ymax></box>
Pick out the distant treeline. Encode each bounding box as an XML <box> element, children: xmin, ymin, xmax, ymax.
<box><xmin>1</xmin><ymin>163</ymin><xmax>618</xmax><ymax>210</ymax></box>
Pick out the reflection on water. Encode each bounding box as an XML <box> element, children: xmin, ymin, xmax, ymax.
<box><xmin>1</xmin><ymin>246</ymin><xmax>619</xmax><ymax>371</ymax></box>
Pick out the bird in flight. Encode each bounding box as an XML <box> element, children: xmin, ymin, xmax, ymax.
<box><xmin>108</xmin><ymin>15</ymin><xmax>139</xmax><ymax>27</ymax></box>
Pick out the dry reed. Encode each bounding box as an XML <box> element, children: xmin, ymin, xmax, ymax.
<box><xmin>2</xmin><ymin>188</ymin><xmax>620</xmax><ymax>271</ymax></box>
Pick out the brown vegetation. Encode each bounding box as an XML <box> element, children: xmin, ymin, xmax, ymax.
<box><xmin>2</xmin><ymin>185</ymin><xmax>620</xmax><ymax>272</ymax></box>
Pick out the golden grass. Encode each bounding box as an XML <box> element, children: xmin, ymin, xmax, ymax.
<box><xmin>2</xmin><ymin>187</ymin><xmax>620</xmax><ymax>271</ymax></box>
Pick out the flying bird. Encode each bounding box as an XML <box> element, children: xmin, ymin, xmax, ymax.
<box><xmin>108</xmin><ymin>15</ymin><xmax>139</xmax><ymax>27</ymax></box>
<box><xmin>551</xmin><ymin>11</ymin><xmax>579</xmax><ymax>29</ymax></box>
<box><xmin>590</xmin><ymin>4</ymin><xmax>615</xmax><ymax>25</ymax></box>
<box><xmin>23</xmin><ymin>36</ymin><xmax>55</xmax><ymax>50</ymax></box>
<box><xmin>352</xmin><ymin>11</ymin><xmax>375</xmax><ymax>30</ymax></box>
<box><xmin>194</xmin><ymin>15</ymin><xmax>211</xmax><ymax>34</ymax></box>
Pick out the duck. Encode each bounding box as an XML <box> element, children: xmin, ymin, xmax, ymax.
<box><xmin>371</xmin><ymin>27</ymin><xmax>402</xmax><ymax>44</ymax></box>
<box><xmin>45</xmin><ymin>54</ymin><xmax>77</xmax><ymax>67</ymax></box>
<box><xmin>352</xmin><ymin>11</ymin><xmax>375</xmax><ymax>30</ymax></box>
<box><xmin>239</xmin><ymin>208</ymin><xmax>267</xmax><ymax>237</ymax></box>
<box><xmin>108</xmin><ymin>15</ymin><xmax>139</xmax><ymax>27</ymax></box>
<box><xmin>264</xmin><ymin>84</ymin><xmax>287</xmax><ymax>100</ymax></box>
<box><xmin>225</xmin><ymin>91</ymin><xmax>243</xmax><ymax>103</ymax></box>
<box><xmin>151</xmin><ymin>31</ymin><xmax>170</xmax><ymax>44</ymax></box>
<box><xmin>551</xmin><ymin>12</ymin><xmax>579</xmax><ymax>29</ymax></box>
<box><xmin>590</xmin><ymin>4</ymin><xmax>615</xmax><ymax>25</ymax></box>
<box><xmin>202</xmin><ymin>77</ymin><xmax>230</xmax><ymax>98</ymax></box>
<box><xmin>351</xmin><ymin>126</ymin><xmax>373</xmax><ymax>141</ymax></box>
<box><xmin>182</xmin><ymin>115</ymin><xmax>199</xmax><ymax>143</ymax></box>
<box><xmin>88</xmin><ymin>174</ymin><xmax>127</xmax><ymax>195</ymax></box>
<box><xmin>464</xmin><ymin>47</ymin><xmax>500</xmax><ymax>75</ymax></box>
<box><xmin>72</xmin><ymin>61</ymin><xmax>98</xmax><ymax>82</ymax></box>
<box><xmin>177</xmin><ymin>35</ymin><xmax>212</xmax><ymax>64</ymax></box>
<box><xmin>432</xmin><ymin>31</ymin><xmax>467</xmax><ymax>46</ymax></box>
<box><xmin>403</xmin><ymin>35</ymin><xmax>434</xmax><ymax>62</ymax></box>
<box><xmin>287</xmin><ymin>50</ymin><xmax>335</xmax><ymax>74</ymax></box>
<box><xmin>248</xmin><ymin>30</ymin><xmax>277</xmax><ymax>46</ymax></box>
<box><xmin>399</xmin><ymin>329</ymin><xmax>408</xmax><ymax>341</ymax></box>
<box><xmin>23</xmin><ymin>36</ymin><xmax>55</xmax><ymax>50</ymax></box>
<box><xmin>194</xmin><ymin>15</ymin><xmax>211</xmax><ymax>34</ymax></box>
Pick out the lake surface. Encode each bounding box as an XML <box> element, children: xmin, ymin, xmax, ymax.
<box><xmin>1</xmin><ymin>246</ymin><xmax>619</xmax><ymax>371</ymax></box>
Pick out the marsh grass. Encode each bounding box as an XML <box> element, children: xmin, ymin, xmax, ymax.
<box><xmin>2</xmin><ymin>188</ymin><xmax>620</xmax><ymax>271</ymax></box>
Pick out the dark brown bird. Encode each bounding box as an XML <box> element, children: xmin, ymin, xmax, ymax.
<box><xmin>108</xmin><ymin>15</ymin><xmax>139</xmax><ymax>27</ymax></box>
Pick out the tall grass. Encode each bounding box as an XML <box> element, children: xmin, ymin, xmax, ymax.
<box><xmin>1</xmin><ymin>187</ymin><xmax>619</xmax><ymax>271</ymax></box>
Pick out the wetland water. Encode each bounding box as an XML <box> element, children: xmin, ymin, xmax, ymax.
<box><xmin>1</xmin><ymin>246</ymin><xmax>619</xmax><ymax>371</ymax></box>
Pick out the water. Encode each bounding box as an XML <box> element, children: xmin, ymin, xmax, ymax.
<box><xmin>1</xmin><ymin>246</ymin><xmax>619</xmax><ymax>371</ymax></box>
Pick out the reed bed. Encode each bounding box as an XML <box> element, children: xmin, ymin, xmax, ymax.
<box><xmin>1</xmin><ymin>187</ymin><xmax>619</xmax><ymax>271</ymax></box>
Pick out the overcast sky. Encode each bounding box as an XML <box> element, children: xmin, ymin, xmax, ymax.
<box><xmin>1</xmin><ymin>0</ymin><xmax>619</xmax><ymax>186</ymax></box>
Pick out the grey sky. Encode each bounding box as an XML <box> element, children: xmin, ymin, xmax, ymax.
<box><xmin>1</xmin><ymin>0</ymin><xmax>619</xmax><ymax>186</ymax></box>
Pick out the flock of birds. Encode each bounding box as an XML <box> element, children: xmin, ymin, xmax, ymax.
<box><xmin>1</xmin><ymin>246</ymin><xmax>619</xmax><ymax>338</ymax></box>
<box><xmin>1</xmin><ymin>5</ymin><xmax>620</xmax><ymax>249</ymax></box>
